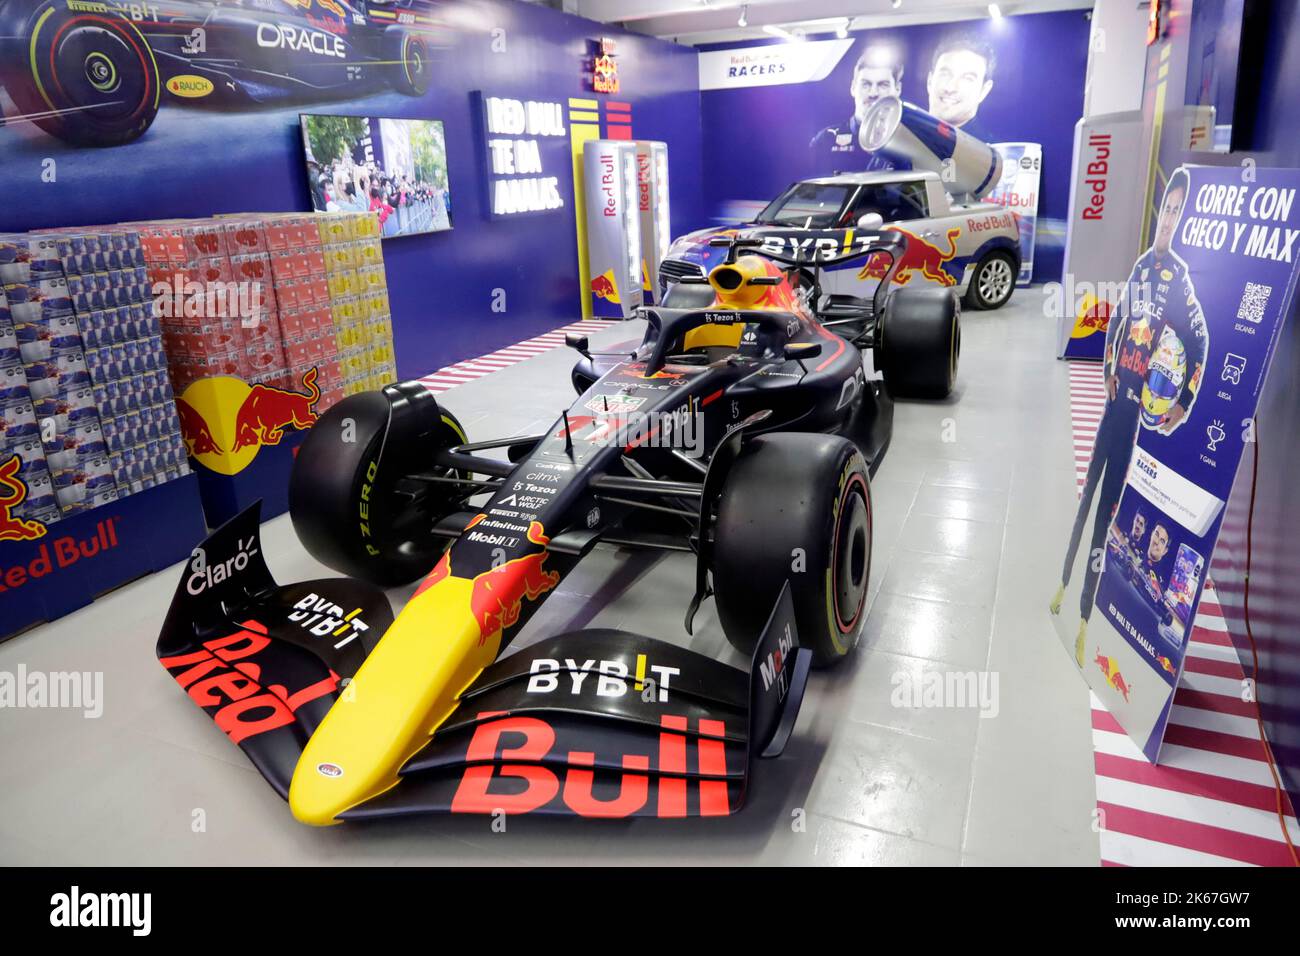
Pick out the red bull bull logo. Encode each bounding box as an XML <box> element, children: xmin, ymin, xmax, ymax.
<box><xmin>1094</xmin><ymin>649</ymin><xmax>1132</xmax><ymax>702</ymax></box>
<box><xmin>176</xmin><ymin>397</ymin><xmax>222</xmax><ymax>458</ymax></box>
<box><xmin>413</xmin><ymin>521</ymin><xmax>561</xmax><ymax>644</ymax></box>
<box><xmin>469</xmin><ymin>522</ymin><xmax>561</xmax><ymax>644</ymax></box>
<box><xmin>176</xmin><ymin>369</ymin><xmax>321</xmax><ymax>476</ymax></box>
<box><xmin>591</xmin><ymin>270</ymin><xmax>620</xmax><ymax>303</ymax></box>
<box><xmin>231</xmin><ymin>368</ymin><xmax>321</xmax><ymax>453</ymax></box>
<box><xmin>0</xmin><ymin>455</ymin><xmax>46</xmax><ymax>542</ymax></box>
<box><xmin>858</xmin><ymin>227</ymin><xmax>960</xmax><ymax>287</ymax></box>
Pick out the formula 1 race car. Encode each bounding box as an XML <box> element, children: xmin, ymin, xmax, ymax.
<box><xmin>0</xmin><ymin>0</ymin><xmax>439</xmax><ymax>146</ymax></box>
<box><xmin>156</xmin><ymin>231</ymin><xmax>960</xmax><ymax>824</ymax></box>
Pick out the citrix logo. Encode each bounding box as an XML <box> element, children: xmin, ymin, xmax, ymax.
<box><xmin>256</xmin><ymin>22</ymin><xmax>346</xmax><ymax>58</ymax></box>
<box><xmin>186</xmin><ymin>536</ymin><xmax>259</xmax><ymax>596</ymax></box>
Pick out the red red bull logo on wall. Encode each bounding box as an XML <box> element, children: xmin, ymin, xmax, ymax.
<box><xmin>0</xmin><ymin>455</ymin><xmax>46</xmax><ymax>543</ymax></box>
<box><xmin>858</xmin><ymin>227</ymin><xmax>960</xmax><ymax>287</ymax></box>
<box><xmin>176</xmin><ymin>369</ymin><xmax>321</xmax><ymax>476</ymax></box>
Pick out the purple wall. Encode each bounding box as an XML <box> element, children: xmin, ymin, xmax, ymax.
<box><xmin>1144</xmin><ymin>0</ymin><xmax>1300</xmax><ymax>810</ymax></box>
<box><xmin>0</xmin><ymin>1</ymin><xmax>703</xmax><ymax>379</ymax></box>
<box><xmin>695</xmin><ymin>10</ymin><xmax>1091</xmax><ymax>283</ymax></box>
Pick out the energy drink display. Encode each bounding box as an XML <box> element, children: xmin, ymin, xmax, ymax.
<box><xmin>583</xmin><ymin>139</ymin><xmax>643</xmax><ymax>318</ymax></box>
<box><xmin>52</xmin><ymin>229</ymin><xmax>190</xmax><ymax>501</ymax></box>
<box><xmin>633</xmin><ymin>140</ymin><xmax>671</xmax><ymax>304</ymax></box>
<box><xmin>0</xmin><ymin>284</ymin><xmax>61</xmax><ymax>528</ymax></box>
<box><xmin>1</xmin><ymin>234</ymin><xmax>123</xmax><ymax>518</ymax></box>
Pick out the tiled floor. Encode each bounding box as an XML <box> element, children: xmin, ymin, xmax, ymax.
<box><xmin>0</xmin><ymin>292</ymin><xmax>1102</xmax><ymax>865</ymax></box>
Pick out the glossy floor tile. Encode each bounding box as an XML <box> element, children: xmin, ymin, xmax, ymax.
<box><xmin>0</xmin><ymin>293</ymin><xmax>1099</xmax><ymax>865</ymax></box>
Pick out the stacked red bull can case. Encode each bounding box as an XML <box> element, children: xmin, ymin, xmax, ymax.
<box><xmin>0</xmin><ymin>231</ymin><xmax>189</xmax><ymax>526</ymax></box>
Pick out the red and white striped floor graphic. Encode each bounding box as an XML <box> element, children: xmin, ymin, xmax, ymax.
<box><xmin>415</xmin><ymin>319</ymin><xmax>618</xmax><ymax>392</ymax></box>
<box><xmin>1068</xmin><ymin>361</ymin><xmax>1299</xmax><ymax>866</ymax></box>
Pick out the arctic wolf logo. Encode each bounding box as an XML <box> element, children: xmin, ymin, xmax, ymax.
<box><xmin>0</xmin><ymin>455</ymin><xmax>46</xmax><ymax>542</ymax></box>
<box><xmin>858</xmin><ymin>227</ymin><xmax>960</xmax><ymax>287</ymax></box>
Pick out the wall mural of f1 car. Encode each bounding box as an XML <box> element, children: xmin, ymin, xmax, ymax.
<box><xmin>156</xmin><ymin>231</ymin><xmax>961</xmax><ymax>824</ymax></box>
<box><xmin>0</xmin><ymin>0</ymin><xmax>442</xmax><ymax>146</ymax></box>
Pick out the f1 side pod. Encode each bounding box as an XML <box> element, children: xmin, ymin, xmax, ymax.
<box><xmin>341</xmin><ymin>583</ymin><xmax>812</xmax><ymax>820</ymax></box>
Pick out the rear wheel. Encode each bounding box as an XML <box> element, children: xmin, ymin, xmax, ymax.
<box><xmin>386</xmin><ymin>29</ymin><xmax>429</xmax><ymax>96</ymax></box>
<box><xmin>876</xmin><ymin>286</ymin><xmax>960</xmax><ymax>399</ymax></box>
<box><xmin>712</xmin><ymin>434</ymin><xmax>871</xmax><ymax>668</ymax></box>
<box><xmin>964</xmin><ymin>251</ymin><xmax>1017</xmax><ymax>310</ymax></box>
<box><xmin>289</xmin><ymin>384</ymin><xmax>467</xmax><ymax>586</ymax></box>
<box><xmin>6</xmin><ymin>5</ymin><xmax>160</xmax><ymax>146</ymax></box>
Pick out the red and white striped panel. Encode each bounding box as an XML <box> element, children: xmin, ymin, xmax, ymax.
<box><xmin>1068</xmin><ymin>361</ymin><xmax>1299</xmax><ymax>866</ymax></box>
<box><xmin>415</xmin><ymin>319</ymin><xmax>619</xmax><ymax>392</ymax></box>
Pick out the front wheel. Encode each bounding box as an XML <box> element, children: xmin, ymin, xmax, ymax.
<box><xmin>876</xmin><ymin>286</ymin><xmax>960</xmax><ymax>399</ymax></box>
<box><xmin>5</xmin><ymin>5</ymin><xmax>160</xmax><ymax>146</ymax></box>
<box><xmin>289</xmin><ymin>383</ymin><xmax>467</xmax><ymax>586</ymax></box>
<box><xmin>712</xmin><ymin>433</ymin><xmax>872</xmax><ymax>668</ymax></box>
<box><xmin>964</xmin><ymin>250</ymin><xmax>1017</xmax><ymax>310</ymax></box>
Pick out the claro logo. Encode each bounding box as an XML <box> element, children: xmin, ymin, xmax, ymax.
<box><xmin>256</xmin><ymin>22</ymin><xmax>346</xmax><ymax>58</ymax></box>
<box><xmin>186</xmin><ymin>536</ymin><xmax>259</xmax><ymax>595</ymax></box>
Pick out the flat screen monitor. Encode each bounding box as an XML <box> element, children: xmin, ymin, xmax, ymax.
<box><xmin>300</xmin><ymin>114</ymin><xmax>452</xmax><ymax>237</ymax></box>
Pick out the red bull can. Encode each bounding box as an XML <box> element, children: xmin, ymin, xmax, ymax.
<box><xmin>859</xmin><ymin>97</ymin><xmax>1003</xmax><ymax>201</ymax></box>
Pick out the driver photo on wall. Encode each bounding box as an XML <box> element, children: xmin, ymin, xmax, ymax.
<box><xmin>926</xmin><ymin>34</ymin><xmax>996</xmax><ymax>140</ymax></box>
<box><xmin>1050</xmin><ymin>168</ymin><xmax>1208</xmax><ymax>666</ymax></box>
<box><xmin>809</xmin><ymin>44</ymin><xmax>904</xmax><ymax>171</ymax></box>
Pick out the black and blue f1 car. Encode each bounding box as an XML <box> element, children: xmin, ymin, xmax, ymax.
<box><xmin>0</xmin><ymin>0</ymin><xmax>440</xmax><ymax>146</ymax></box>
<box><xmin>156</xmin><ymin>233</ymin><xmax>961</xmax><ymax>824</ymax></box>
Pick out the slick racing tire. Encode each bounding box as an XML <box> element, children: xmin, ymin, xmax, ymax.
<box><xmin>5</xmin><ymin>4</ymin><xmax>160</xmax><ymax>146</ymax></box>
<box><xmin>289</xmin><ymin>383</ymin><xmax>467</xmax><ymax>586</ymax></box>
<box><xmin>712</xmin><ymin>433</ymin><xmax>871</xmax><ymax>668</ymax></box>
<box><xmin>963</xmin><ymin>250</ymin><xmax>1017</xmax><ymax>311</ymax></box>
<box><xmin>876</xmin><ymin>286</ymin><xmax>960</xmax><ymax>399</ymax></box>
<box><xmin>386</xmin><ymin>28</ymin><xmax>430</xmax><ymax>96</ymax></box>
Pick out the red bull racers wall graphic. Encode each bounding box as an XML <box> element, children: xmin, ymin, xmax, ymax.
<box><xmin>1049</xmin><ymin>166</ymin><xmax>1300</xmax><ymax>762</ymax></box>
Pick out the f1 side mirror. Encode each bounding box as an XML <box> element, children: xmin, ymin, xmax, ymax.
<box><xmin>565</xmin><ymin>333</ymin><xmax>590</xmax><ymax>358</ymax></box>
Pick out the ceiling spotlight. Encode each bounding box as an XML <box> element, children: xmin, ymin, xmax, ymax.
<box><xmin>891</xmin><ymin>0</ymin><xmax>902</xmax><ymax>8</ymax></box>
<box><xmin>988</xmin><ymin>3</ymin><xmax>1002</xmax><ymax>16</ymax></box>
<box><xmin>762</xmin><ymin>23</ymin><xmax>797</xmax><ymax>41</ymax></box>
<box><xmin>738</xmin><ymin>3</ymin><xmax>747</xmax><ymax>26</ymax></box>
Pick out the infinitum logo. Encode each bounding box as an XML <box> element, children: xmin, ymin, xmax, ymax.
<box><xmin>49</xmin><ymin>886</ymin><xmax>151</xmax><ymax>936</ymax></box>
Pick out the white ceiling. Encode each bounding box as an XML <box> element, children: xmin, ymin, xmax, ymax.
<box><xmin>559</xmin><ymin>0</ymin><xmax>1095</xmax><ymax>47</ymax></box>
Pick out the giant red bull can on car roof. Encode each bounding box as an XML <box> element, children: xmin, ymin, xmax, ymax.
<box><xmin>859</xmin><ymin>97</ymin><xmax>1003</xmax><ymax>202</ymax></box>
<box><xmin>583</xmin><ymin>139</ymin><xmax>643</xmax><ymax>318</ymax></box>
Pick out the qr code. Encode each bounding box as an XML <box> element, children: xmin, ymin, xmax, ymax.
<box><xmin>1237</xmin><ymin>281</ymin><xmax>1272</xmax><ymax>323</ymax></box>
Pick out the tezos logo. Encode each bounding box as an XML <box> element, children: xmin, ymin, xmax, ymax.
<box><xmin>256</xmin><ymin>22</ymin><xmax>346</xmax><ymax>58</ymax></box>
<box><xmin>186</xmin><ymin>536</ymin><xmax>259</xmax><ymax>596</ymax></box>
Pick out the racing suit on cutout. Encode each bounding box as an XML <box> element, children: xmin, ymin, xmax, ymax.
<box><xmin>1060</xmin><ymin>247</ymin><xmax>1208</xmax><ymax>620</ymax></box>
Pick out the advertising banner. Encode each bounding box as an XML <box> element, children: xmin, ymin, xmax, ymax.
<box><xmin>989</xmin><ymin>143</ymin><xmax>1041</xmax><ymax>285</ymax></box>
<box><xmin>1058</xmin><ymin>111</ymin><xmax>1146</xmax><ymax>358</ymax></box>
<box><xmin>698</xmin><ymin>39</ymin><xmax>854</xmax><ymax>90</ymax></box>
<box><xmin>698</xmin><ymin>13</ymin><xmax>1090</xmax><ymax>283</ymax></box>
<box><xmin>1050</xmin><ymin>164</ymin><xmax>1300</xmax><ymax>761</ymax></box>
